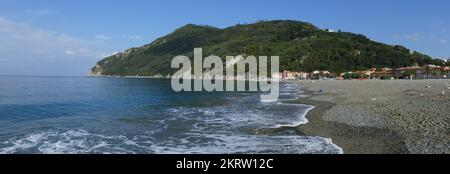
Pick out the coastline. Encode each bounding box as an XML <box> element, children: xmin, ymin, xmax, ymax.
<box><xmin>294</xmin><ymin>79</ymin><xmax>449</xmax><ymax>154</ymax></box>
<box><xmin>87</xmin><ymin>74</ymin><xmax>171</xmax><ymax>79</ymax></box>
<box><xmin>293</xmin><ymin>88</ymin><xmax>408</xmax><ymax>154</ymax></box>
<box><xmin>88</xmin><ymin>75</ymin><xmax>448</xmax><ymax>154</ymax></box>
<box><xmin>87</xmin><ymin>74</ymin><xmax>282</xmax><ymax>82</ymax></box>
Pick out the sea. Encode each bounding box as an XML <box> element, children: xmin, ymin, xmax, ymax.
<box><xmin>0</xmin><ymin>76</ymin><xmax>342</xmax><ymax>154</ymax></box>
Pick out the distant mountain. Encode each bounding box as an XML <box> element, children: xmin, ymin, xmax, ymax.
<box><xmin>90</xmin><ymin>20</ymin><xmax>443</xmax><ymax>76</ymax></box>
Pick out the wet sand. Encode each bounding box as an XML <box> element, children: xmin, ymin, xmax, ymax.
<box><xmin>295</xmin><ymin>79</ymin><xmax>449</xmax><ymax>154</ymax></box>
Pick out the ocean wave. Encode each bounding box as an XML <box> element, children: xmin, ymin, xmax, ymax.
<box><xmin>0</xmin><ymin>130</ymin><xmax>136</xmax><ymax>154</ymax></box>
<box><xmin>0</xmin><ymin>129</ymin><xmax>342</xmax><ymax>154</ymax></box>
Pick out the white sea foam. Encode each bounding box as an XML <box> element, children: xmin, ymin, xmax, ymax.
<box><xmin>274</xmin><ymin>105</ymin><xmax>314</xmax><ymax>128</ymax></box>
<box><xmin>0</xmin><ymin>129</ymin><xmax>342</xmax><ymax>154</ymax></box>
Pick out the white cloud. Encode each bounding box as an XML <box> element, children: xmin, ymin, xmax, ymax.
<box><xmin>0</xmin><ymin>17</ymin><xmax>111</xmax><ymax>75</ymax></box>
<box><xmin>0</xmin><ymin>17</ymin><xmax>107</xmax><ymax>58</ymax></box>
<box><xmin>439</xmin><ymin>39</ymin><xmax>447</xmax><ymax>44</ymax></box>
<box><xmin>25</xmin><ymin>10</ymin><xmax>58</xmax><ymax>16</ymax></box>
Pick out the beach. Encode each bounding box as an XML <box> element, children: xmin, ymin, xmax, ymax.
<box><xmin>294</xmin><ymin>79</ymin><xmax>449</xmax><ymax>154</ymax></box>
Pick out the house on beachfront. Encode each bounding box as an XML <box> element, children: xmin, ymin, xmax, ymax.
<box><xmin>394</xmin><ymin>66</ymin><xmax>421</xmax><ymax>79</ymax></box>
<box><xmin>282</xmin><ymin>70</ymin><xmax>297</xmax><ymax>80</ymax></box>
<box><xmin>282</xmin><ymin>70</ymin><xmax>310</xmax><ymax>80</ymax></box>
<box><xmin>371</xmin><ymin>67</ymin><xmax>395</xmax><ymax>80</ymax></box>
<box><xmin>444</xmin><ymin>67</ymin><xmax>450</xmax><ymax>78</ymax></box>
<box><xmin>339</xmin><ymin>68</ymin><xmax>378</xmax><ymax>80</ymax></box>
<box><xmin>415</xmin><ymin>65</ymin><xmax>447</xmax><ymax>79</ymax></box>
<box><xmin>311</xmin><ymin>70</ymin><xmax>334</xmax><ymax>80</ymax></box>
<box><xmin>297</xmin><ymin>72</ymin><xmax>309</xmax><ymax>80</ymax></box>
<box><xmin>338</xmin><ymin>65</ymin><xmax>450</xmax><ymax>80</ymax></box>
<box><xmin>357</xmin><ymin>68</ymin><xmax>377</xmax><ymax>79</ymax></box>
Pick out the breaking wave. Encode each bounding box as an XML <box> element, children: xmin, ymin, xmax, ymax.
<box><xmin>0</xmin><ymin>129</ymin><xmax>342</xmax><ymax>154</ymax></box>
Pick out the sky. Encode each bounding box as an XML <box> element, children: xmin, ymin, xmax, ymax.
<box><xmin>0</xmin><ymin>0</ymin><xmax>449</xmax><ymax>76</ymax></box>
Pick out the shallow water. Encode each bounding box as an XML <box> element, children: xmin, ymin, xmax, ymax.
<box><xmin>0</xmin><ymin>76</ymin><xmax>342</xmax><ymax>154</ymax></box>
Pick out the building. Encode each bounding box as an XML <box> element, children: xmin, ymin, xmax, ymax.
<box><xmin>415</xmin><ymin>65</ymin><xmax>446</xmax><ymax>79</ymax></box>
<box><xmin>339</xmin><ymin>68</ymin><xmax>376</xmax><ymax>80</ymax></box>
<box><xmin>282</xmin><ymin>70</ymin><xmax>297</xmax><ymax>80</ymax></box>
<box><xmin>445</xmin><ymin>67</ymin><xmax>450</xmax><ymax>78</ymax></box>
<box><xmin>282</xmin><ymin>70</ymin><xmax>310</xmax><ymax>80</ymax></box>
<box><xmin>371</xmin><ymin>70</ymin><xmax>395</xmax><ymax>79</ymax></box>
<box><xmin>395</xmin><ymin>66</ymin><xmax>421</xmax><ymax>71</ymax></box>
<box><xmin>356</xmin><ymin>68</ymin><xmax>377</xmax><ymax>79</ymax></box>
<box><xmin>297</xmin><ymin>72</ymin><xmax>309</xmax><ymax>80</ymax></box>
<box><xmin>311</xmin><ymin>70</ymin><xmax>334</xmax><ymax>80</ymax></box>
<box><xmin>339</xmin><ymin>65</ymin><xmax>449</xmax><ymax>80</ymax></box>
<box><xmin>394</xmin><ymin>66</ymin><xmax>421</xmax><ymax>79</ymax></box>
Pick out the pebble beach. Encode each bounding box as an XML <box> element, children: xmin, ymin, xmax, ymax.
<box><xmin>295</xmin><ymin>79</ymin><xmax>449</xmax><ymax>154</ymax></box>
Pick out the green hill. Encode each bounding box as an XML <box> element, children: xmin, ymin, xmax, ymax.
<box><xmin>90</xmin><ymin>20</ymin><xmax>443</xmax><ymax>76</ymax></box>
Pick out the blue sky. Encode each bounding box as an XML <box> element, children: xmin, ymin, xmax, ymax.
<box><xmin>0</xmin><ymin>0</ymin><xmax>449</xmax><ymax>75</ymax></box>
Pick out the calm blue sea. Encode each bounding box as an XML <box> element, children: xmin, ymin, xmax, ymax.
<box><xmin>0</xmin><ymin>76</ymin><xmax>342</xmax><ymax>154</ymax></box>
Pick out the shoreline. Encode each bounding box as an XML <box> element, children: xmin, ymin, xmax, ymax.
<box><xmin>87</xmin><ymin>75</ymin><xmax>170</xmax><ymax>79</ymax></box>
<box><xmin>87</xmin><ymin>76</ymin><xmax>449</xmax><ymax>154</ymax></box>
<box><xmin>293</xmin><ymin>88</ymin><xmax>409</xmax><ymax>154</ymax></box>
<box><xmin>87</xmin><ymin>74</ymin><xmax>285</xmax><ymax>82</ymax></box>
<box><xmin>294</xmin><ymin>80</ymin><xmax>449</xmax><ymax>154</ymax></box>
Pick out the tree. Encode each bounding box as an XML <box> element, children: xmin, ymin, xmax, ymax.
<box><xmin>344</xmin><ymin>73</ymin><xmax>352</xmax><ymax>79</ymax></box>
<box><xmin>403</xmin><ymin>70</ymin><xmax>416</xmax><ymax>78</ymax></box>
<box><xmin>361</xmin><ymin>74</ymin><xmax>369</xmax><ymax>79</ymax></box>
